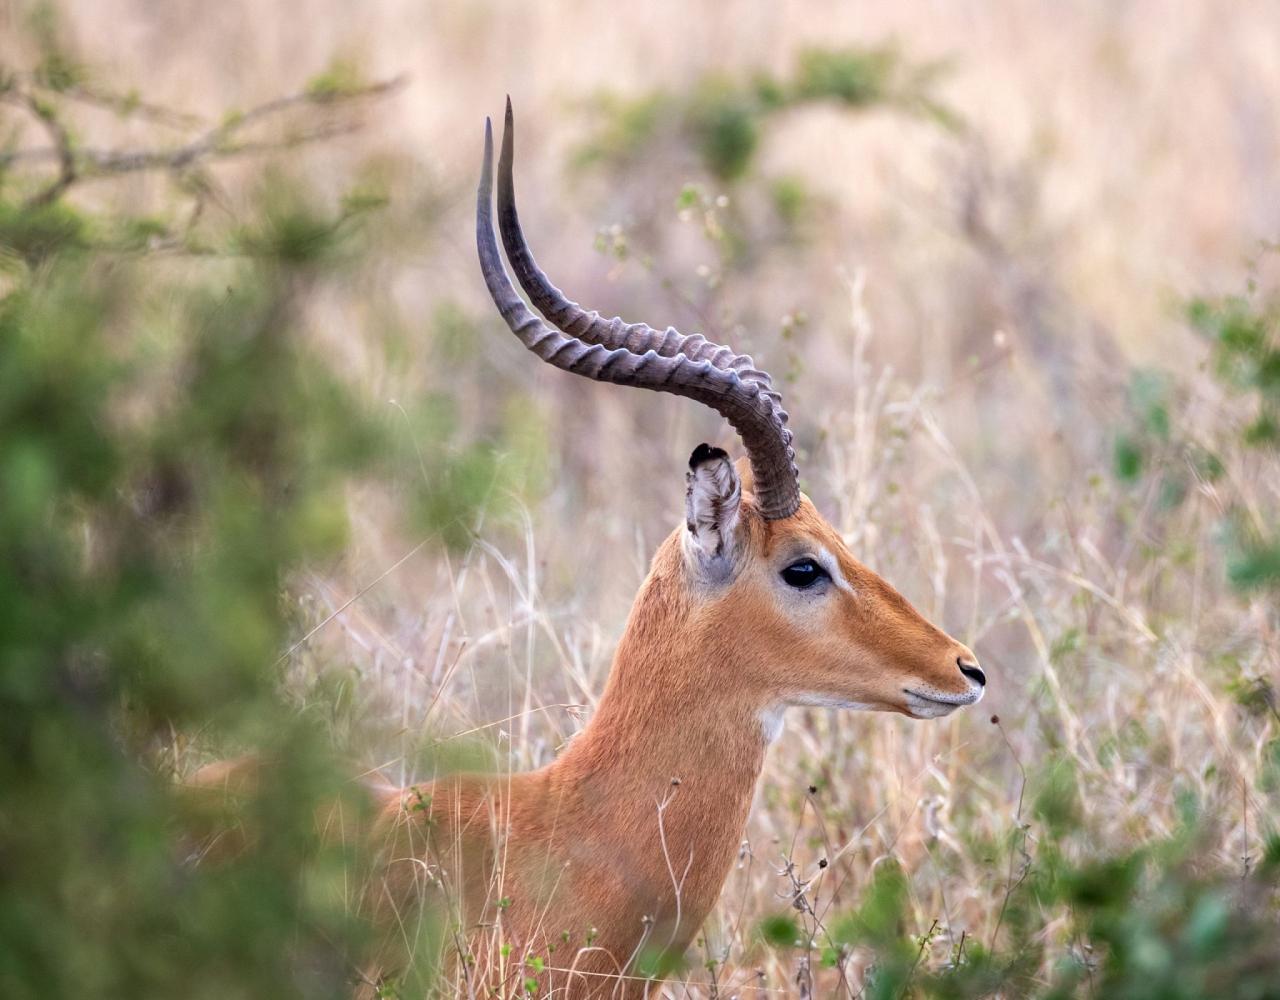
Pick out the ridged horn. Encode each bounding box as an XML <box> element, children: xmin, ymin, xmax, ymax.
<box><xmin>476</xmin><ymin>111</ymin><xmax>801</xmax><ymax>521</ymax></box>
<box><xmin>496</xmin><ymin>98</ymin><xmax>774</xmax><ymax>388</ymax></box>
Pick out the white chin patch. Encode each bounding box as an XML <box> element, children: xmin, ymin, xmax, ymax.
<box><xmin>903</xmin><ymin>694</ymin><xmax>960</xmax><ymax>719</ymax></box>
<box><xmin>759</xmin><ymin>696</ymin><xmax>877</xmax><ymax>743</ymax></box>
<box><xmin>903</xmin><ymin>685</ymin><xmax>982</xmax><ymax>719</ymax></box>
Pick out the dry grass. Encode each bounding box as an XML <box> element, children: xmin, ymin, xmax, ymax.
<box><xmin>9</xmin><ymin>0</ymin><xmax>1278</xmax><ymax>994</ymax></box>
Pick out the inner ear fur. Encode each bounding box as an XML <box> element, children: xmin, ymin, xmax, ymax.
<box><xmin>684</xmin><ymin>444</ymin><xmax>743</xmax><ymax>570</ymax></box>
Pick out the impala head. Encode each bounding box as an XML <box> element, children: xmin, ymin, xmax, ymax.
<box><xmin>477</xmin><ymin>99</ymin><xmax>985</xmax><ymax>724</ymax></box>
<box><xmin>681</xmin><ymin>445</ymin><xmax>984</xmax><ymax>721</ymax></box>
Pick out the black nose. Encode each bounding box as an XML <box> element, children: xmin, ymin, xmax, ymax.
<box><xmin>958</xmin><ymin>658</ymin><xmax>986</xmax><ymax>687</ymax></box>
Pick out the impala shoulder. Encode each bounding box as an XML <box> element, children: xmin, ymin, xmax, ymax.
<box><xmin>382</xmin><ymin>773</ymin><xmax>481</xmax><ymax>829</ymax></box>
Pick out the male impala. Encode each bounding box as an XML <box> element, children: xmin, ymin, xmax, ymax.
<box><xmin>345</xmin><ymin>102</ymin><xmax>987</xmax><ymax>997</ymax></box>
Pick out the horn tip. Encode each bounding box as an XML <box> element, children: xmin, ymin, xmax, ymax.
<box><xmin>499</xmin><ymin>99</ymin><xmax>515</xmax><ymax>162</ymax></box>
<box><xmin>480</xmin><ymin>117</ymin><xmax>494</xmax><ymax>186</ymax></box>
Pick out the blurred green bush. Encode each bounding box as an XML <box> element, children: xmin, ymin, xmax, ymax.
<box><xmin>0</xmin><ymin>31</ymin><xmax>475</xmax><ymax>995</ymax></box>
<box><xmin>0</xmin><ymin>179</ymin><xmax>388</xmax><ymax>998</ymax></box>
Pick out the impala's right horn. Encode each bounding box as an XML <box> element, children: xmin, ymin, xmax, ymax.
<box><xmin>476</xmin><ymin>103</ymin><xmax>801</xmax><ymax>521</ymax></box>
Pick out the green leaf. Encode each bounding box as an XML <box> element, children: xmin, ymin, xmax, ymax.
<box><xmin>758</xmin><ymin>913</ymin><xmax>800</xmax><ymax>948</ymax></box>
<box><xmin>1113</xmin><ymin>433</ymin><xmax>1144</xmax><ymax>482</ymax></box>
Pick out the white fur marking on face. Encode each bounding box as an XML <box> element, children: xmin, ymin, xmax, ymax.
<box><xmin>814</xmin><ymin>546</ymin><xmax>854</xmax><ymax>595</ymax></box>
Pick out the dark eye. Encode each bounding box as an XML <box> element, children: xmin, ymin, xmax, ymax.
<box><xmin>781</xmin><ymin>559</ymin><xmax>829</xmax><ymax>589</ymax></box>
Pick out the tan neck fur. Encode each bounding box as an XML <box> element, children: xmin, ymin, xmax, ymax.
<box><xmin>540</xmin><ymin>534</ymin><xmax>773</xmax><ymax>953</ymax></box>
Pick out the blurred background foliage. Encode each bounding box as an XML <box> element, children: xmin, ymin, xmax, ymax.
<box><xmin>1</xmin><ymin>0</ymin><xmax>1279</xmax><ymax>997</ymax></box>
<box><xmin>574</xmin><ymin>44</ymin><xmax>956</xmax><ymax>184</ymax></box>
<box><xmin>0</xmin><ymin>5</ymin><xmax>514</xmax><ymax>996</ymax></box>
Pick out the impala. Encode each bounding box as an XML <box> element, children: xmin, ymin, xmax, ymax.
<box><xmin>350</xmin><ymin>102</ymin><xmax>987</xmax><ymax>997</ymax></box>
<box><xmin>194</xmin><ymin>102</ymin><xmax>986</xmax><ymax>997</ymax></box>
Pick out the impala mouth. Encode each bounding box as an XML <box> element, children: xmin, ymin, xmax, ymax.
<box><xmin>903</xmin><ymin>687</ymin><xmax>982</xmax><ymax>719</ymax></box>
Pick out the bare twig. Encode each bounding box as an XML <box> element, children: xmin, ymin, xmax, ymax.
<box><xmin>0</xmin><ymin>75</ymin><xmax>406</xmax><ymax>201</ymax></box>
<box><xmin>1</xmin><ymin>91</ymin><xmax>76</xmax><ymax>206</ymax></box>
<box><xmin>25</xmin><ymin>75</ymin><xmax>206</xmax><ymax>129</ymax></box>
<box><xmin>989</xmin><ymin>716</ymin><xmax>1030</xmax><ymax>952</ymax></box>
<box><xmin>901</xmin><ymin>918</ymin><xmax>940</xmax><ymax>999</ymax></box>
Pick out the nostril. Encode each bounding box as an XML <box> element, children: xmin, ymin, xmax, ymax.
<box><xmin>957</xmin><ymin>658</ymin><xmax>986</xmax><ymax>687</ymax></box>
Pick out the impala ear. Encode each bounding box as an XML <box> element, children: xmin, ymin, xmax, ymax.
<box><xmin>684</xmin><ymin>444</ymin><xmax>743</xmax><ymax>574</ymax></box>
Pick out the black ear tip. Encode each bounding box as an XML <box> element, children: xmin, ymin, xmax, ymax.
<box><xmin>689</xmin><ymin>443</ymin><xmax>729</xmax><ymax>470</ymax></box>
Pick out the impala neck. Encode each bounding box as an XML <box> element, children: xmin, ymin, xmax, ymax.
<box><xmin>558</xmin><ymin>631</ymin><xmax>772</xmax><ymax>789</ymax></box>
<box><xmin>548</xmin><ymin>539</ymin><xmax>774</xmax><ymax>940</ymax></box>
<box><xmin>558</xmin><ymin>542</ymin><xmax>772</xmax><ymax>785</ymax></box>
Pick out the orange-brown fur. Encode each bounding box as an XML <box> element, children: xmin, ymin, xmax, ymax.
<box><xmin>358</xmin><ymin>471</ymin><xmax>982</xmax><ymax>996</ymax></box>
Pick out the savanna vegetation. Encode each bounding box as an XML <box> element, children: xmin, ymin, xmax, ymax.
<box><xmin>1</xmin><ymin>2</ymin><xmax>1277</xmax><ymax>997</ymax></box>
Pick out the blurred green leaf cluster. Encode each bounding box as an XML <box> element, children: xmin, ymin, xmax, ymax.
<box><xmin>1111</xmin><ymin>369</ymin><xmax>1178</xmax><ymax>488</ymax></box>
<box><xmin>1106</xmin><ymin>288</ymin><xmax>1280</xmax><ymax>596</ymax></box>
<box><xmin>576</xmin><ymin>44</ymin><xmax>957</xmax><ymax>184</ymax></box>
<box><xmin>1188</xmin><ymin>294</ymin><xmax>1280</xmax><ymax>446</ymax></box>
<box><xmin>1185</xmin><ymin>292</ymin><xmax>1280</xmax><ymax>592</ymax></box>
